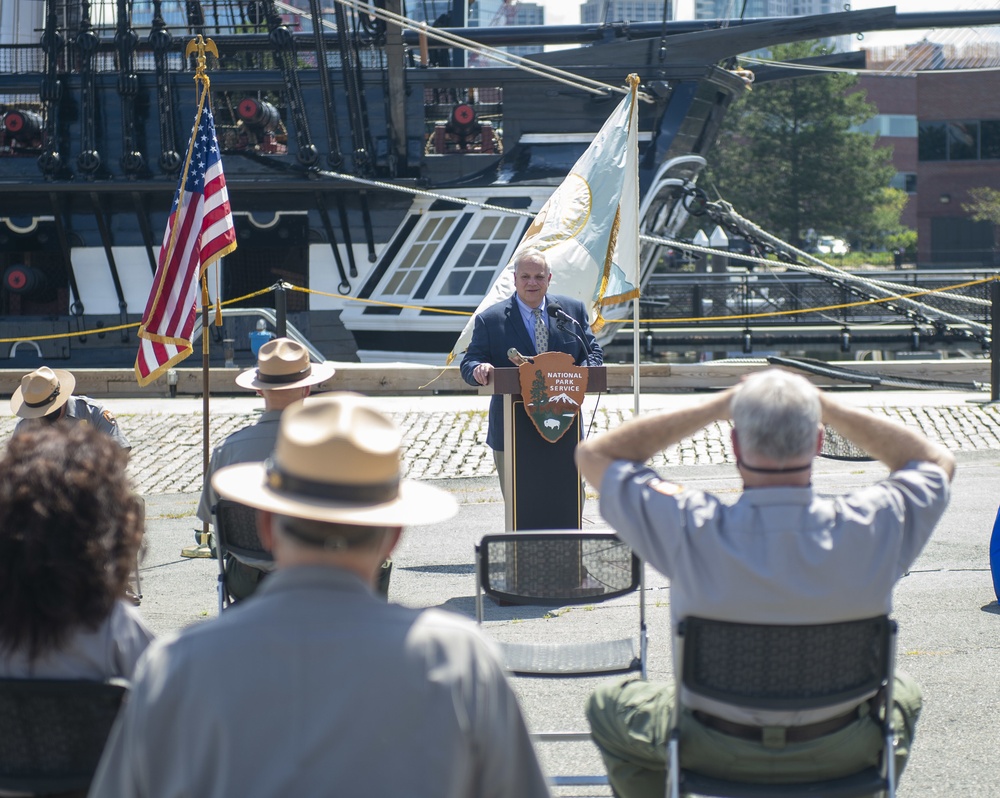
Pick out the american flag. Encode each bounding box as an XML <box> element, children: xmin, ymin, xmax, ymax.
<box><xmin>134</xmin><ymin>96</ymin><xmax>236</xmax><ymax>386</ymax></box>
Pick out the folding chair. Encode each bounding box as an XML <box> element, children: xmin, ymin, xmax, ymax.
<box><xmin>668</xmin><ymin>615</ymin><xmax>898</xmax><ymax>798</ymax></box>
<box><xmin>212</xmin><ymin>498</ymin><xmax>274</xmax><ymax>611</ymax></box>
<box><xmin>475</xmin><ymin>530</ymin><xmax>646</xmax><ymax>791</ymax></box>
<box><xmin>0</xmin><ymin>678</ymin><xmax>128</xmax><ymax>796</ymax></box>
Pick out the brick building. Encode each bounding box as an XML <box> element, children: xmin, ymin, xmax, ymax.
<box><xmin>857</xmin><ymin>43</ymin><xmax>1000</xmax><ymax>266</ymax></box>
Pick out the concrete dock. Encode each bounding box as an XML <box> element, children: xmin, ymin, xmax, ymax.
<box><xmin>2</xmin><ymin>387</ymin><xmax>998</xmax><ymax>795</ymax></box>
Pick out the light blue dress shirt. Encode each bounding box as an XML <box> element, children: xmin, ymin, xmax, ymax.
<box><xmin>514</xmin><ymin>294</ymin><xmax>548</xmax><ymax>351</ymax></box>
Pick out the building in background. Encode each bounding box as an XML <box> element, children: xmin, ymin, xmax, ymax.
<box><xmin>580</xmin><ymin>0</ymin><xmax>673</xmax><ymax>24</ymax></box>
<box><xmin>466</xmin><ymin>0</ymin><xmax>544</xmax><ymax>63</ymax></box>
<box><xmin>858</xmin><ymin>41</ymin><xmax>1000</xmax><ymax>266</ymax></box>
<box><xmin>509</xmin><ymin>2</ymin><xmax>544</xmax><ymax>58</ymax></box>
<box><xmin>693</xmin><ymin>0</ymin><xmax>841</xmax><ymax>17</ymax></box>
<box><xmin>692</xmin><ymin>0</ymin><xmax>848</xmax><ymax>51</ymax></box>
<box><xmin>404</xmin><ymin>0</ymin><xmax>458</xmax><ymax>24</ymax></box>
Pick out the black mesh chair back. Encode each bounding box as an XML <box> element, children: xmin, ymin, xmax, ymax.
<box><xmin>476</xmin><ymin>530</ymin><xmax>647</xmax><ymax>790</ymax></box>
<box><xmin>0</xmin><ymin>678</ymin><xmax>127</xmax><ymax>795</ymax></box>
<box><xmin>669</xmin><ymin>615</ymin><xmax>898</xmax><ymax>798</ymax></box>
<box><xmin>213</xmin><ymin>499</ymin><xmax>273</xmax><ymax>610</ymax></box>
<box><xmin>214</xmin><ymin>499</ymin><xmax>271</xmax><ymax>566</ymax></box>
<box><xmin>478</xmin><ymin>530</ymin><xmax>640</xmax><ymax>606</ymax></box>
<box><xmin>681</xmin><ymin>616</ymin><xmax>893</xmax><ymax>711</ymax></box>
<box><xmin>820</xmin><ymin>425</ymin><xmax>875</xmax><ymax>461</ymax></box>
<box><xmin>476</xmin><ymin>530</ymin><xmax>644</xmax><ymax>676</ymax></box>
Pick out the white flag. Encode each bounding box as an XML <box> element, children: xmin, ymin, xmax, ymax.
<box><xmin>447</xmin><ymin>74</ymin><xmax>641</xmax><ymax>364</ymax></box>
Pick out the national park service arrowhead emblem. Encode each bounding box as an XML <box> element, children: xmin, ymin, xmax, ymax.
<box><xmin>518</xmin><ymin>351</ymin><xmax>588</xmax><ymax>443</ymax></box>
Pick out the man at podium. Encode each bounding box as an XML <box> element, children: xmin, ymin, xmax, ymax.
<box><xmin>460</xmin><ymin>248</ymin><xmax>603</xmax><ymax>489</ymax></box>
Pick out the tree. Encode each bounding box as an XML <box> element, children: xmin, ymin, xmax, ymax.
<box><xmin>964</xmin><ymin>186</ymin><xmax>1000</xmax><ymax>226</ymax></box>
<box><xmin>963</xmin><ymin>186</ymin><xmax>1000</xmax><ymax>255</ymax></box>
<box><xmin>855</xmin><ymin>186</ymin><xmax>909</xmax><ymax>251</ymax></box>
<box><xmin>706</xmin><ymin>41</ymin><xmax>897</xmax><ymax>248</ymax></box>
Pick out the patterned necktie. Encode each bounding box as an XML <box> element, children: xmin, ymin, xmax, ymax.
<box><xmin>533</xmin><ymin>307</ymin><xmax>548</xmax><ymax>353</ymax></box>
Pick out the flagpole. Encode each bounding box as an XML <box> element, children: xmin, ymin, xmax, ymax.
<box><xmin>633</xmin><ymin>295</ymin><xmax>640</xmax><ymax>417</ymax></box>
<box><xmin>180</xmin><ymin>37</ymin><xmax>219</xmax><ymax>560</ymax></box>
<box><xmin>201</xmin><ymin>279</ymin><xmax>212</xmax><ymax>543</ymax></box>
<box><xmin>628</xmin><ymin>74</ymin><xmax>641</xmax><ymax>419</ymax></box>
<box><xmin>134</xmin><ymin>31</ymin><xmax>234</xmax><ymax>564</ymax></box>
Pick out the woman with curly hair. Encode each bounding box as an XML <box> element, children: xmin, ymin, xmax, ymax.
<box><xmin>0</xmin><ymin>423</ymin><xmax>153</xmax><ymax>679</ymax></box>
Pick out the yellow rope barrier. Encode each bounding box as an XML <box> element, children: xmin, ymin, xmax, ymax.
<box><xmin>0</xmin><ymin>277</ymin><xmax>993</xmax><ymax>348</ymax></box>
<box><xmin>0</xmin><ymin>286</ymin><xmax>277</xmax><ymax>345</ymax></box>
<box><xmin>609</xmin><ymin>277</ymin><xmax>998</xmax><ymax>326</ymax></box>
<box><xmin>295</xmin><ymin>285</ymin><xmax>474</xmax><ymax>316</ymax></box>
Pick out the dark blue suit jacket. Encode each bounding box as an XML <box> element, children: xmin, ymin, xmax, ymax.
<box><xmin>460</xmin><ymin>294</ymin><xmax>604</xmax><ymax>450</ymax></box>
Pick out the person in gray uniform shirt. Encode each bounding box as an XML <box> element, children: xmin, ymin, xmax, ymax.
<box><xmin>197</xmin><ymin>337</ymin><xmax>336</xmax><ymax>601</ymax></box>
<box><xmin>575</xmin><ymin>368</ymin><xmax>955</xmax><ymax>798</ymax></box>
<box><xmin>89</xmin><ymin>393</ymin><xmax>551</xmax><ymax>798</ymax></box>
<box><xmin>10</xmin><ymin>366</ymin><xmax>131</xmax><ymax>451</ymax></box>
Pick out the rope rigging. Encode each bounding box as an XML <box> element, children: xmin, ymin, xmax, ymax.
<box><xmin>674</xmin><ymin>190</ymin><xmax>991</xmax><ymax>342</ymax></box>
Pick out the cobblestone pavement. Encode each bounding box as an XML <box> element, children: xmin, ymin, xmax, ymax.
<box><xmin>3</xmin><ymin>391</ymin><xmax>998</xmax><ymax>494</ymax></box>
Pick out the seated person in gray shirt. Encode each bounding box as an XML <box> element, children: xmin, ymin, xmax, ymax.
<box><xmin>576</xmin><ymin>368</ymin><xmax>955</xmax><ymax>798</ymax></box>
<box><xmin>10</xmin><ymin>366</ymin><xmax>131</xmax><ymax>451</ymax></box>
<box><xmin>90</xmin><ymin>394</ymin><xmax>551</xmax><ymax>798</ymax></box>
<box><xmin>0</xmin><ymin>424</ymin><xmax>152</xmax><ymax>680</ymax></box>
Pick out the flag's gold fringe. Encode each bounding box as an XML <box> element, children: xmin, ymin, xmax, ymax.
<box><xmin>597</xmin><ymin>206</ymin><xmax>622</xmax><ymax>310</ymax></box>
<box><xmin>593</xmin><ymin>73</ymin><xmax>642</xmax><ymax>331</ymax></box>
<box><xmin>136</xmin><ymin>326</ymin><xmax>193</xmax><ymax>347</ymax></box>
<box><xmin>600</xmin><ymin>287</ymin><xmax>641</xmax><ymax>307</ymax></box>
<box><xmin>202</xmin><ymin>240</ymin><xmax>237</xmax><ymax>327</ymax></box>
<box><xmin>133</xmin><ymin>344</ymin><xmax>195</xmax><ymax>387</ymax></box>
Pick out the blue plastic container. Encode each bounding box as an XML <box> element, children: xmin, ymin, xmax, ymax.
<box><xmin>249</xmin><ymin>329</ymin><xmax>274</xmax><ymax>358</ymax></box>
<box><xmin>992</xmin><ymin>505</ymin><xmax>1000</xmax><ymax>604</ymax></box>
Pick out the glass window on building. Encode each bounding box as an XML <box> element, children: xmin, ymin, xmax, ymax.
<box><xmin>947</xmin><ymin>121</ymin><xmax>979</xmax><ymax>161</ymax></box>
<box><xmin>889</xmin><ymin>172</ymin><xmax>917</xmax><ymax>194</ymax></box>
<box><xmin>918</xmin><ymin>122</ymin><xmax>947</xmax><ymax>161</ymax></box>
<box><xmin>856</xmin><ymin>115</ymin><xmax>917</xmax><ymax>138</ymax></box>
<box><xmin>981</xmin><ymin>120</ymin><xmax>1000</xmax><ymax>160</ymax></box>
<box><xmin>887</xmin><ymin>115</ymin><xmax>918</xmax><ymax>137</ymax></box>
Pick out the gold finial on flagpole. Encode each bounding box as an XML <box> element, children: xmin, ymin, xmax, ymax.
<box><xmin>185</xmin><ymin>35</ymin><xmax>219</xmax><ymax>81</ymax></box>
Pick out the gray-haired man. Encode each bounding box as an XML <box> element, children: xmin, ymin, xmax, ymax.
<box><xmin>576</xmin><ymin>368</ymin><xmax>954</xmax><ymax>798</ymax></box>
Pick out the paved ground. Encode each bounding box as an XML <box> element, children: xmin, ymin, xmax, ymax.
<box><xmin>4</xmin><ymin>387</ymin><xmax>1000</xmax><ymax>795</ymax></box>
<box><xmin>1</xmin><ymin>388</ymin><xmax>998</xmax><ymax>493</ymax></box>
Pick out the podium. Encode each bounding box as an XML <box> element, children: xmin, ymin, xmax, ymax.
<box><xmin>484</xmin><ymin>366</ymin><xmax>607</xmax><ymax>532</ymax></box>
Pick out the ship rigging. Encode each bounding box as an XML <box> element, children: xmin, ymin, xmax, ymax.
<box><xmin>1</xmin><ymin>1</ymin><xmax>998</xmax><ymax>367</ymax></box>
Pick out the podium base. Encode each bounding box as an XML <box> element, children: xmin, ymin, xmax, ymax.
<box><xmin>510</xmin><ymin>399</ymin><xmax>582</xmax><ymax>530</ymax></box>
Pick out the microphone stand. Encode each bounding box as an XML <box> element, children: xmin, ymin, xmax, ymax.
<box><xmin>555</xmin><ymin>319</ymin><xmax>592</xmax><ymax>366</ymax></box>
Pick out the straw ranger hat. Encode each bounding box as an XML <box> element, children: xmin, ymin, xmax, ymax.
<box><xmin>212</xmin><ymin>393</ymin><xmax>457</xmax><ymax>527</ymax></box>
<box><xmin>234</xmin><ymin>337</ymin><xmax>337</xmax><ymax>392</ymax></box>
<box><xmin>10</xmin><ymin>366</ymin><xmax>75</xmax><ymax>419</ymax></box>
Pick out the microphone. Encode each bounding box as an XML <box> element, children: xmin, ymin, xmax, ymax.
<box><xmin>546</xmin><ymin>301</ymin><xmax>576</xmax><ymax>326</ymax></box>
<box><xmin>545</xmin><ymin>301</ymin><xmax>591</xmax><ymax>365</ymax></box>
<box><xmin>507</xmin><ymin>347</ymin><xmax>533</xmax><ymax>366</ymax></box>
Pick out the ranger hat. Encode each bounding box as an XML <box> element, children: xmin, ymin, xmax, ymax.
<box><xmin>10</xmin><ymin>367</ymin><xmax>75</xmax><ymax>419</ymax></box>
<box><xmin>212</xmin><ymin>393</ymin><xmax>456</xmax><ymax>527</ymax></box>
<box><xmin>234</xmin><ymin>337</ymin><xmax>336</xmax><ymax>392</ymax></box>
